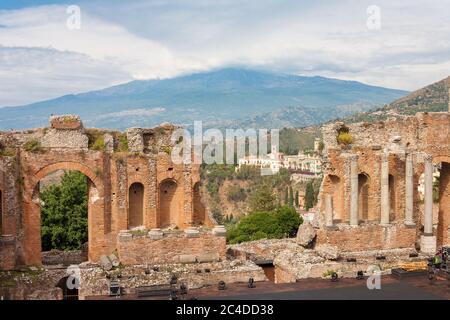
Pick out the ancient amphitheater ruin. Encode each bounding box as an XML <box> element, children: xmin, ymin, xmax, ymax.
<box><xmin>1</xmin><ymin>86</ymin><xmax>449</xmax><ymax>298</ymax></box>
<box><xmin>316</xmin><ymin>104</ymin><xmax>450</xmax><ymax>255</ymax></box>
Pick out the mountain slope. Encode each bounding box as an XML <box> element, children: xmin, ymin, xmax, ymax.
<box><xmin>0</xmin><ymin>68</ymin><xmax>408</xmax><ymax>130</ymax></box>
<box><xmin>339</xmin><ymin>76</ymin><xmax>450</xmax><ymax>124</ymax></box>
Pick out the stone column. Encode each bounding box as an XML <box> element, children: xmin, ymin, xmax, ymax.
<box><xmin>423</xmin><ymin>155</ymin><xmax>434</xmax><ymax>235</ymax></box>
<box><xmin>350</xmin><ymin>156</ymin><xmax>359</xmax><ymax>226</ymax></box>
<box><xmin>404</xmin><ymin>153</ymin><xmax>415</xmax><ymax>226</ymax></box>
<box><xmin>325</xmin><ymin>194</ymin><xmax>333</xmax><ymax>227</ymax></box>
<box><xmin>380</xmin><ymin>153</ymin><xmax>390</xmax><ymax>225</ymax></box>
<box><xmin>420</xmin><ymin>154</ymin><xmax>436</xmax><ymax>253</ymax></box>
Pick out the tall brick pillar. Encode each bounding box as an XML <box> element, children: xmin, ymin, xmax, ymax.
<box><xmin>421</xmin><ymin>154</ymin><xmax>436</xmax><ymax>253</ymax></box>
<box><xmin>404</xmin><ymin>153</ymin><xmax>415</xmax><ymax>226</ymax></box>
<box><xmin>380</xmin><ymin>153</ymin><xmax>390</xmax><ymax>225</ymax></box>
<box><xmin>350</xmin><ymin>155</ymin><xmax>359</xmax><ymax>226</ymax></box>
<box><xmin>325</xmin><ymin>194</ymin><xmax>334</xmax><ymax>227</ymax></box>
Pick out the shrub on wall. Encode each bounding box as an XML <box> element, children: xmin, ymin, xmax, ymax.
<box><xmin>23</xmin><ymin>139</ymin><xmax>42</xmax><ymax>152</ymax></box>
<box><xmin>337</xmin><ymin>132</ymin><xmax>353</xmax><ymax>145</ymax></box>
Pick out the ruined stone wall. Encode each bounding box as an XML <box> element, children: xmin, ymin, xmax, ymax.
<box><xmin>316</xmin><ymin>224</ymin><xmax>416</xmax><ymax>252</ymax></box>
<box><xmin>318</xmin><ymin>112</ymin><xmax>450</xmax><ymax>252</ymax></box>
<box><xmin>0</xmin><ymin>115</ymin><xmax>215</xmax><ymax>270</ymax></box>
<box><xmin>117</xmin><ymin>230</ymin><xmax>226</xmax><ymax>265</ymax></box>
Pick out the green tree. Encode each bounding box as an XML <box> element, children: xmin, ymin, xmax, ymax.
<box><xmin>304</xmin><ymin>181</ymin><xmax>315</xmax><ymax>210</ymax></box>
<box><xmin>295</xmin><ymin>190</ymin><xmax>299</xmax><ymax>207</ymax></box>
<box><xmin>289</xmin><ymin>186</ymin><xmax>294</xmax><ymax>207</ymax></box>
<box><xmin>284</xmin><ymin>187</ymin><xmax>289</xmax><ymax>205</ymax></box>
<box><xmin>41</xmin><ymin>171</ymin><xmax>88</xmax><ymax>251</ymax></box>
<box><xmin>249</xmin><ymin>184</ymin><xmax>277</xmax><ymax>212</ymax></box>
<box><xmin>227</xmin><ymin>206</ymin><xmax>302</xmax><ymax>244</ymax></box>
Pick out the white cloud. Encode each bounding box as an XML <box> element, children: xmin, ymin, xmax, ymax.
<box><xmin>0</xmin><ymin>0</ymin><xmax>449</xmax><ymax>106</ymax></box>
<box><xmin>0</xmin><ymin>46</ymin><xmax>131</xmax><ymax>106</ymax></box>
<box><xmin>96</xmin><ymin>107</ymin><xmax>166</xmax><ymax>119</ymax></box>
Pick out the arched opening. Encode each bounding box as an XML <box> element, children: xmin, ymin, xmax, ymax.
<box><xmin>159</xmin><ymin>179</ymin><xmax>182</xmax><ymax>228</ymax></box>
<box><xmin>34</xmin><ymin>169</ymin><xmax>95</xmax><ymax>265</ymax></box>
<box><xmin>128</xmin><ymin>182</ymin><xmax>144</xmax><ymax>228</ymax></box>
<box><xmin>437</xmin><ymin>162</ymin><xmax>450</xmax><ymax>247</ymax></box>
<box><xmin>56</xmin><ymin>276</ymin><xmax>78</xmax><ymax>300</ymax></box>
<box><xmin>193</xmin><ymin>182</ymin><xmax>206</xmax><ymax>225</ymax></box>
<box><xmin>328</xmin><ymin>175</ymin><xmax>344</xmax><ymax>223</ymax></box>
<box><xmin>388</xmin><ymin>174</ymin><xmax>396</xmax><ymax>220</ymax></box>
<box><xmin>358</xmin><ymin>173</ymin><xmax>370</xmax><ymax>221</ymax></box>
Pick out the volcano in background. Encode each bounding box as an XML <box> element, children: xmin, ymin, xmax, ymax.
<box><xmin>0</xmin><ymin>68</ymin><xmax>408</xmax><ymax>130</ymax></box>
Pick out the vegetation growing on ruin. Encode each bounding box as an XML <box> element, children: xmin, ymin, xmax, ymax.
<box><xmin>227</xmin><ymin>206</ymin><xmax>302</xmax><ymax>244</ymax></box>
<box><xmin>337</xmin><ymin>132</ymin><xmax>353</xmax><ymax>145</ymax></box>
<box><xmin>91</xmin><ymin>136</ymin><xmax>106</xmax><ymax>151</ymax></box>
<box><xmin>116</xmin><ymin>133</ymin><xmax>129</xmax><ymax>152</ymax></box>
<box><xmin>162</xmin><ymin>145</ymin><xmax>172</xmax><ymax>155</ymax></box>
<box><xmin>62</xmin><ymin>116</ymin><xmax>78</xmax><ymax>123</ymax></box>
<box><xmin>41</xmin><ymin>171</ymin><xmax>88</xmax><ymax>251</ymax></box>
<box><xmin>0</xmin><ymin>147</ymin><xmax>15</xmax><ymax>157</ymax></box>
<box><xmin>86</xmin><ymin>129</ymin><xmax>106</xmax><ymax>150</ymax></box>
<box><xmin>23</xmin><ymin>139</ymin><xmax>42</xmax><ymax>153</ymax></box>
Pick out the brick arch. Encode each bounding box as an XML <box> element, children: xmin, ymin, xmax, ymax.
<box><xmin>322</xmin><ymin>174</ymin><xmax>344</xmax><ymax>222</ymax></box>
<box><xmin>413</xmin><ymin>155</ymin><xmax>450</xmax><ymax>247</ymax></box>
<box><xmin>32</xmin><ymin>161</ymin><xmax>102</xmax><ymax>192</ymax></box>
<box><xmin>23</xmin><ymin>161</ymin><xmax>105</xmax><ymax>265</ymax></box>
<box><xmin>433</xmin><ymin>155</ymin><xmax>450</xmax><ymax>165</ymax></box>
<box><xmin>158</xmin><ymin>178</ymin><xmax>182</xmax><ymax>228</ymax></box>
<box><xmin>358</xmin><ymin>172</ymin><xmax>371</xmax><ymax>221</ymax></box>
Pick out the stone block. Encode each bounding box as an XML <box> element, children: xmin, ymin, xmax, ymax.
<box><xmin>296</xmin><ymin>222</ymin><xmax>316</xmax><ymax>247</ymax></box>
<box><xmin>104</xmin><ymin>133</ymin><xmax>114</xmax><ymax>153</ymax></box>
<box><xmin>148</xmin><ymin>229</ymin><xmax>164</xmax><ymax>240</ymax></box>
<box><xmin>420</xmin><ymin>235</ymin><xmax>436</xmax><ymax>254</ymax></box>
<box><xmin>109</xmin><ymin>253</ymin><xmax>120</xmax><ymax>267</ymax></box>
<box><xmin>212</xmin><ymin>225</ymin><xmax>227</xmax><ymax>237</ymax></box>
<box><xmin>50</xmin><ymin>115</ymin><xmax>82</xmax><ymax>130</ymax></box>
<box><xmin>196</xmin><ymin>253</ymin><xmax>220</xmax><ymax>263</ymax></box>
<box><xmin>118</xmin><ymin>232</ymin><xmax>133</xmax><ymax>242</ymax></box>
<box><xmin>178</xmin><ymin>254</ymin><xmax>196</xmax><ymax>264</ymax></box>
<box><xmin>184</xmin><ymin>228</ymin><xmax>200</xmax><ymax>238</ymax></box>
<box><xmin>99</xmin><ymin>255</ymin><xmax>113</xmax><ymax>271</ymax></box>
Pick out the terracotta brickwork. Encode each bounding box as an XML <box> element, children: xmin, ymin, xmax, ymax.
<box><xmin>0</xmin><ymin>116</ymin><xmax>214</xmax><ymax>270</ymax></box>
<box><xmin>117</xmin><ymin>231</ymin><xmax>226</xmax><ymax>265</ymax></box>
<box><xmin>318</xmin><ymin>112</ymin><xmax>450</xmax><ymax>252</ymax></box>
<box><xmin>316</xmin><ymin>224</ymin><xmax>416</xmax><ymax>251</ymax></box>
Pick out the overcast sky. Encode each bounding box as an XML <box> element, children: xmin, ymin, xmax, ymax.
<box><xmin>0</xmin><ymin>0</ymin><xmax>449</xmax><ymax>106</ymax></box>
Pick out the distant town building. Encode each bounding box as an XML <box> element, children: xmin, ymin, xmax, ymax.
<box><xmin>237</xmin><ymin>144</ymin><xmax>322</xmax><ymax>177</ymax></box>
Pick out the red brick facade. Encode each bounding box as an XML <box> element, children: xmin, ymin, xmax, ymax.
<box><xmin>0</xmin><ymin>117</ymin><xmax>214</xmax><ymax>270</ymax></box>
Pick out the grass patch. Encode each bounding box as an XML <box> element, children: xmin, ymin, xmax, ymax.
<box><xmin>23</xmin><ymin>139</ymin><xmax>42</xmax><ymax>152</ymax></box>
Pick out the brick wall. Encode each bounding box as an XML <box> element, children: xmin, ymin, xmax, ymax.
<box><xmin>117</xmin><ymin>231</ymin><xmax>226</xmax><ymax>265</ymax></box>
<box><xmin>316</xmin><ymin>223</ymin><xmax>417</xmax><ymax>252</ymax></box>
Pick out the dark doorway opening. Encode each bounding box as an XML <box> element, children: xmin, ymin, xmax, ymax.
<box><xmin>56</xmin><ymin>276</ymin><xmax>79</xmax><ymax>300</ymax></box>
<box><xmin>255</xmin><ymin>260</ymin><xmax>275</xmax><ymax>282</ymax></box>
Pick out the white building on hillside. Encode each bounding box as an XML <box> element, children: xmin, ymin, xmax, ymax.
<box><xmin>237</xmin><ymin>144</ymin><xmax>322</xmax><ymax>175</ymax></box>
